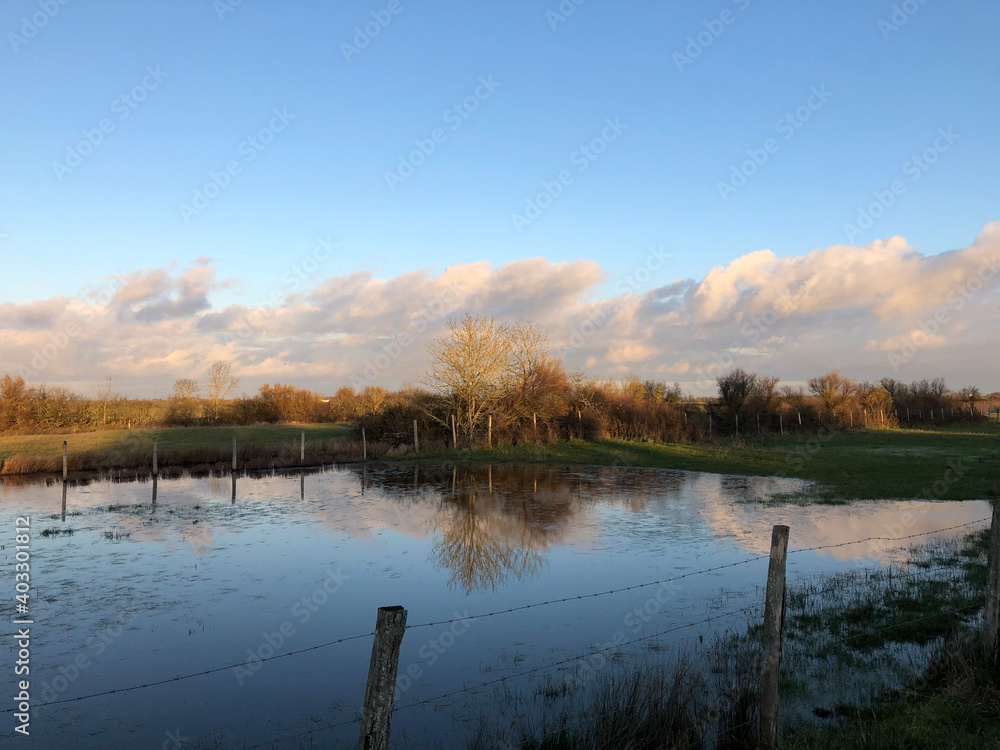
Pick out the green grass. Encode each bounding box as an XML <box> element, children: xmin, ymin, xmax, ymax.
<box><xmin>0</xmin><ymin>423</ymin><xmax>354</xmax><ymax>475</ymax></box>
<box><xmin>419</xmin><ymin>424</ymin><xmax>1000</xmax><ymax>501</ymax></box>
<box><xmin>0</xmin><ymin>423</ymin><xmax>351</xmax><ymax>460</ymax></box>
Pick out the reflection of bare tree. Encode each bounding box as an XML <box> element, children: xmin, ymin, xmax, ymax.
<box><xmin>431</xmin><ymin>492</ymin><xmax>545</xmax><ymax>593</ymax></box>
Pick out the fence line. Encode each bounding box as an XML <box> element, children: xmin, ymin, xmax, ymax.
<box><xmin>5</xmin><ymin>517</ymin><xmax>985</xmax><ymax>716</ymax></box>
<box><xmin>394</xmin><ymin>602</ymin><xmax>766</xmax><ymax>715</ymax></box>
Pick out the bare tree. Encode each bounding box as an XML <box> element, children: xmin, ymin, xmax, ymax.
<box><xmin>717</xmin><ymin>368</ymin><xmax>757</xmax><ymax>416</ymax></box>
<box><xmin>205</xmin><ymin>360</ymin><xmax>239</xmax><ymax>420</ymax></box>
<box><xmin>959</xmin><ymin>386</ymin><xmax>981</xmax><ymax>411</ymax></box>
<box><xmin>425</xmin><ymin>314</ymin><xmax>512</xmax><ymax>444</ymax></box>
<box><xmin>92</xmin><ymin>375</ymin><xmax>119</xmax><ymax>426</ymax></box>
<box><xmin>808</xmin><ymin>371</ymin><xmax>854</xmax><ymax>415</ymax></box>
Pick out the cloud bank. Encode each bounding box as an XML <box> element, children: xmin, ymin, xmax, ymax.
<box><xmin>2</xmin><ymin>222</ymin><xmax>998</xmax><ymax>396</ymax></box>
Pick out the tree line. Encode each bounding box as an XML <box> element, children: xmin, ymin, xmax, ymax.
<box><xmin>0</xmin><ymin>316</ymin><xmax>995</xmax><ymax>441</ymax></box>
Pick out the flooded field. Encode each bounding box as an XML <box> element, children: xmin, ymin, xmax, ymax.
<box><xmin>0</xmin><ymin>464</ymin><xmax>990</xmax><ymax>749</ymax></box>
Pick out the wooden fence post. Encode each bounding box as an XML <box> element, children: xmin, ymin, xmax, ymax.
<box><xmin>413</xmin><ymin>420</ymin><xmax>419</xmax><ymax>453</ymax></box>
<box><xmin>358</xmin><ymin>606</ymin><xmax>408</xmax><ymax>750</ymax></box>
<box><xmin>62</xmin><ymin>440</ymin><xmax>68</xmax><ymax>480</ymax></box>
<box><xmin>362</xmin><ymin>427</ymin><xmax>367</xmax><ymax>462</ymax></box>
<box><xmin>797</xmin><ymin>411</ymin><xmax>802</xmax><ymax>426</ymax></box>
<box><xmin>760</xmin><ymin>524</ymin><xmax>790</xmax><ymax>750</ymax></box>
<box><xmin>488</xmin><ymin>415</ymin><xmax>492</xmax><ymax>447</ymax></box>
<box><xmin>451</xmin><ymin>414</ymin><xmax>457</xmax><ymax>449</ymax></box>
<box><xmin>152</xmin><ymin>438</ymin><xmax>158</xmax><ymax>476</ymax></box>
<box><xmin>708</xmin><ymin>413</ymin><xmax>712</xmax><ymax>437</ymax></box>
<box><xmin>984</xmin><ymin>501</ymin><xmax>1000</xmax><ymax>658</ymax></box>
<box><xmin>300</xmin><ymin>430</ymin><xmax>305</xmax><ymax>464</ymax></box>
<box><xmin>735</xmin><ymin>414</ymin><xmax>739</xmax><ymax>434</ymax></box>
<box><xmin>779</xmin><ymin>413</ymin><xmax>782</xmax><ymax>435</ymax></box>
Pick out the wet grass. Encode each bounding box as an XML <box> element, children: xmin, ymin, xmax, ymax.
<box><xmin>420</xmin><ymin>423</ymin><xmax>1000</xmax><ymax>501</ymax></box>
<box><xmin>0</xmin><ymin>423</ymin><xmax>359</xmax><ymax>476</ymax></box>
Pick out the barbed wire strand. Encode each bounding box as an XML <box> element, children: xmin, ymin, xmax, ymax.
<box><xmin>0</xmin><ymin>630</ymin><xmax>375</xmax><ymax>714</ymax></box>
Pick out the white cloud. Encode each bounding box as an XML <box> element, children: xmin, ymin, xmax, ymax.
<box><xmin>1</xmin><ymin>223</ymin><xmax>998</xmax><ymax>396</ymax></box>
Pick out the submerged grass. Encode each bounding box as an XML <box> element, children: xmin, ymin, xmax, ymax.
<box><xmin>469</xmin><ymin>529</ymin><xmax>999</xmax><ymax>749</ymax></box>
<box><xmin>421</xmin><ymin>424</ymin><xmax>1000</xmax><ymax>501</ymax></box>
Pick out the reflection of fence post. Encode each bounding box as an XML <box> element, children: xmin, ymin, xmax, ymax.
<box><xmin>152</xmin><ymin>438</ymin><xmax>158</xmax><ymax>476</ymax></box>
<box><xmin>358</xmin><ymin>606</ymin><xmax>408</xmax><ymax>750</ymax></box>
<box><xmin>984</xmin><ymin>501</ymin><xmax>1000</xmax><ymax>657</ymax></box>
<box><xmin>413</xmin><ymin>420</ymin><xmax>419</xmax><ymax>453</ymax></box>
<box><xmin>362</xmin><ymin>427</ymin><xmax>367</xmax><ymax>462</ymax></box>
<box><xmin>232</xmin><ymin>437</ymin><xmax>237</xmax><ymax>471</ymax></box>
<box><xmin>760</xmin><ymin>524</ymin><xmax>789</xmax><ymax>750</ymax></box>
<box><xmin>63</xmin><ymin>441</ymin><xmax>68</xmax><ymax>480</ymax></box>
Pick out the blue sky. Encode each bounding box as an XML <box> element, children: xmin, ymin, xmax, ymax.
<box><xmin>1</xmin><ymin>0</ymin><xmax>999</xmax><ymax>396</ymax></box>
<box><xmin>2</xmin><ymin>0</ymin><xmax>997</xmax><ymax>306</ymax></box>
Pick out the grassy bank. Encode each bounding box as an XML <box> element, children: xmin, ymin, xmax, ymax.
<box><xmin>0</xmin><ymin>423</ymin><xmax>353</xmax><ymax>475</ymax></box>
<box><xmin>421</xmin><ymin>424</ymin><xmax>1000</xmax><ymax>501</ymax></box>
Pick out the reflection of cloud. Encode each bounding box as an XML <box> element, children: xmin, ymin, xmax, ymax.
<box><xmin>701</xmin><ymin>499</ymin><xmax>993</xmax><ymax>565</ymax></box>
<box><xmin>4</xmin><ymin>222</ymin><xmax>998</xmax><ymax>393</ymax></box>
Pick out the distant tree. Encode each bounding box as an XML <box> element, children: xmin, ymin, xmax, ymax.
<box><xmin>749</xmin><ymin>375</ymin><xmax>780</xmax><ymax>414</ymax></box>
<box><xmin>92</xmin><ymin>375</ymin><xmax>119</xmax><ymax>426</ymax></box>
<box><xmin>959</xmin><ymin>386</ymin><xmax>982</xmax><ymax>411</ymax></box>
<box><xmin>205</xmin><ymin>360</ymin><xmax>239</xmax><ymax>420</ymax></box>
<box><xmin>808</xmin><ymin>371</ymin><xmax>854</xmax><ymax>415</ymax></box>
<box><xmin>716</xmin><ymin>368</ymin><xmax>757</xmax><ymax>416</ymax></box>
<box><xmin>166</xmin><ymin>378</ymin><xmax>201</xmax><ymax>425</ymax></box>
<box><xmin>930</xmin><ymin>377</ymin><xmax>948</xmax><ymax>398</ymax></box>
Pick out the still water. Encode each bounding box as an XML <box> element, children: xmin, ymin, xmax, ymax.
<box><xmin>0</xmin><ymin>464</ymin><xmax>989</xmax><ymax>749</ymax></box>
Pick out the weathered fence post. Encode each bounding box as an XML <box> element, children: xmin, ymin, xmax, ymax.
<box><xmin>797</xmin><ymin>411</ymin><xmax>802</xmax><ymax>426</ymax></box>
<box><xmin>708</xmin><ymin>413</ymin><xmax>712</xmax><ymax>437</ymax></box>
<box><xmin>152</xmin><ymin>438</ymin><xmax>158</xmax><ymax>476</ymax></box>
<box><xmin>300</xmin><ymin>431</ymin><xmax>305</xmax><ymax>464</ymax></box>
<box><xmin>779</xmin><ymin>413</ymin><xmax>783</xmax><ymax>435</ymax></box>
<box><xmin>359</xmin><ymin>606</ymin><xmax>408</xmax><ymax>750</ymax></box>
<box><xmin>413</xmin><ymin>420</ymin><xmax>419</xmax><ymax>453</ymax></box>
<box><xmin>362</xmin><ymin>427</ymin><xmax>368</xmax><ymax>462</ymax></box>
<box><xmin>984</xmin><ymin>501</ymin><xmax>1000</xmax><ymax>658</ymax></box>
<box><xmin>487</xmin><ymin>415</ymin><xmax>492</xmax><ymax>447</ymax></box>
<box><xmin>62</xmin><ymin>440</ymin><xmax>68</xmax><ymax>480</ymax></box>
<box><xmin>756</xmin><ymin>413</ymin><xmax>760</xmax><ymax>431</ymax></box>
<box><xmin>760</xmin><ymin>524</ymin><xmax>790</xmax><ymax>750</ymax></box>
<box><xmin>735</xmin><ymin>414</ymin><xmax>739</xmax><ymax>434</ymax></box>
<box><xmin>849</xmin><ymin>411</ymin><xmax>853</xmax><ymax>428</ymax></box>
<box><xmin>451</xmin><ymin>414</ymin><xmax>457</xmax><ymax>449</ymax></box>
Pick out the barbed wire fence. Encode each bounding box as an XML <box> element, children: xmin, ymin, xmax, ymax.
<box><xmin>4</xmin><ymin>515</ymin><xmax>995</xmax><ymax>749</ymax></box>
